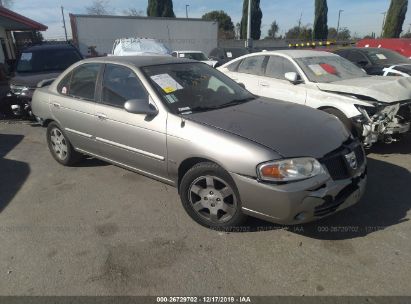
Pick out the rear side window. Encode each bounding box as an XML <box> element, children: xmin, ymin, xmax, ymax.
<box><xmin>265</xmin><ymin>56</ymin><xmax>299</xmax><ymax>80</ymax></box>
<box><xmin>237</xmin><ymin>56</ymin><xmax>266</xmax><ymax>75</ymax></box>
<box><xmin>68</xmin><ymin>64</ymin><xmax>101</xmax><ymax>100</ymax></box>
<box><xmin>57</xmin><ymin>72</ymin><xmax>72</xmax><ymax>95</ymax></box>
<box><xmin>101</xmin><ymin>64</ymin><xmax>149</xmax><ymax>108</ymax></box>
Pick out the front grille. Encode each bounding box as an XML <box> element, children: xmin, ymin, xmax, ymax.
<box><xmin>314</xmin><ymin>182</ymin><xmax>359</xmax><ymax>217</ymax></box>
<box><xmin>320</xmin><ymin>138</ymin><xmax>365</xmax><ymax>181</ymax></box>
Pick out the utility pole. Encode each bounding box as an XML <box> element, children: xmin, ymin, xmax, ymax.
<box><xmin>185</xmin><ymin>4</ymin><xmax>189</xmax><ymax>19</ymax></box>
<box><xmin>336</xmin><ymin>10</ymin><xmax>344</xmax><ymax>38</ymax></box>
<box><xmin>61</xmin><ymin>6</ymin><xmax>68</xmax><ymax>41</ymax></box>
<box><xmin>297</xmin><ymin>12</ymin><xmax>302</xmax><ymax>32</ymax></box>
<box><xmin>381</xmin><ymin>11</ymin><xmax>387</xmax><ymax>37</ymax></box>
<box><xmin>246</xmin><ymin>0</ymin><xmax>253</xmax><ymax>49</ymax></box>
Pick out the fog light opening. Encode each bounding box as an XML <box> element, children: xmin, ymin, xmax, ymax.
<box><xmin>294</xmin><ymin>212</ymin><xmax>307</xmax><ymax>221</ymax></box>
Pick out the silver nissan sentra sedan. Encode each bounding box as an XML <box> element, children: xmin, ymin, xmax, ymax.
<box><xmin>32</xmin><ymin>56</ymin><xmax>367</xmax><ymax>229</ymax></box>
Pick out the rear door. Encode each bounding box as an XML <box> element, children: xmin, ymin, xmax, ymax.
<box><xmin>51</xmin><ymin>63</ymin><xmax>102</xmax><ymax>153</ymax></box>
<box><xmin>258</xmin><ymin>55</ymin><xmax>307</xmax><ymax>105</ymax></box>
<box><xmin>93</xmin><ymin>63</ymin><xmax>168</xmax><ymax>179</ymax></box>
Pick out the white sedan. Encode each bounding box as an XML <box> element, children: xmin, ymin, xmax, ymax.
<box><xmin>172</xmin><ymin>50</ymin><xmax>218</xmax><ymax>67</ymax></box>
<box><xmin>218</xmin><ymin>50</ymin><xmax>411</xmax><ymax>147</ymax></box>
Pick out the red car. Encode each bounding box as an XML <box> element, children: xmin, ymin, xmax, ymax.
<box><xmin>357</xmin><ymin>38</ymin><xmax>411</xmax><ymax>58</ymax></box>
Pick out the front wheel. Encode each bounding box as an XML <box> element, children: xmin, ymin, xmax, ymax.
<box><xmin>47</xmin><ymin>122</ymin><xmax>81</xmax><ymax>166</ymax></box>
<box><xmin>179</xmin><ymin>162</ymin><xmax>247</xmax><ymax>229</ymax></box>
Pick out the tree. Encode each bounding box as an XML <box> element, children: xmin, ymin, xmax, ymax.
<box><xmin>401</xmin><ymin>30</ymin><xmax>411</xmax><ymax>38</ymax></box>
<box><xmin>86</xmin><ymin>0</ymin><xmax>112</xmax><ymax>15</ymax></box>
<box><xmin>202</xmin><ymin>10</ymin><xmax>235</xmax><ymax>39</ymax></box>
<box><xmin>383</xmin><ymin>0</ymin><xmax>408</xmax><ymax>38</ymax></box>
<box><xmin>147</xmin><ymin>0</ymin><xmax>175</xmax><ymax>18</ymax></box>
<box><xmin>313</xmin><ymin>0</ymin><xmax>328</xmax><ymax>40</ymax></box>
<box><xmin>328</xmin><ymin>27</ymin><xmax>351</xmax><ymax>40</ymax></box>
<box><xmin>267</xmin><ymin>21</ymin><xmax>279</xmax><ymax>39</ymax></box>
<box><xmin>285</xmin><ymin>25</ymin><xmax>313</xmax><ymax>40</ymax></box>
<box><xmin>240</xmin><ymin>0</ymin><xmax>263</xmax><ymax>40</ymax></box>
<box><xmin>123</xmin><ymin>8</ymin><xmax>144</xmax><ymax>16</ymax></box>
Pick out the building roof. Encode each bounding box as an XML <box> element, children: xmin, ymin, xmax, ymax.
<box><xmin>0</xmin><ymin>6</ymin><xmax>47</xmax><ymax>31</ymax></box>
<box><xmin>83</xmin><ymin>55</ymin><xmax>195</xmax><ymax>67</ymax></box>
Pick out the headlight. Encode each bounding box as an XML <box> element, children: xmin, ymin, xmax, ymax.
<box><xmin>257</xmin><ymin>158</ymin><xmax>325</xmax><ymax>182</ymax></box>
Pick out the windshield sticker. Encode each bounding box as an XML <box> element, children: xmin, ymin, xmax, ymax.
<box><xmin>61</xmin><ymin>86</ymin><xmax>67</xmax><ymax>94</ymax></box>
<box><xmin>178</xmin><ymin>106</ymin><xmax>191</xmax><ymax>112</ymax></box>
<box><xmin>376</xmin><ymin>54</ymin><xmax>387</xmax><ymax>60</ymax></box>
<box><xmin>165</xmin><ymin>94</ymin><xmax>178</xmax><ymax>104</ymax></box>
<box><xmin>226</xmin><ymin>52</ymin><xmax>233</xmax><ymax>58</ymax></box>
<box><xmin>308</xmin><ymin>64</ymin><xmax>327</xmax><ymax>76</ymax></box>
<box><xmin>151</xmin><ymin>73</ymin><xmax>183</xmax><ymax>94</ymax></box>
<box><xmin>319</xmin><ymin>63</ymin><xmax>337</xmax><ymax>75</ymax></box>
<box><xmin>21</xmin><ymin>52</ymin><xmax>32</xmax><ymax>61</ymax></box>
<box><xmin>179</xmin><ymin>54</ymin><xmax>185</xmax><ymax>58</ymax></box>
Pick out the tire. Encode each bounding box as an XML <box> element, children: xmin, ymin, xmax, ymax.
<box><xmin>322</xmin><ymin>107</ymin><xmax>357</xmax><ymax>136</ymax></box>
<box><xmin>46</xmin><ymin>122</ymin><xmax>82</xmax><ymax>166</ymax></box>
<box><xmin>179</xmin><ymin>162</ymin><xmax>247</xmax><ymax>229</ymax></box>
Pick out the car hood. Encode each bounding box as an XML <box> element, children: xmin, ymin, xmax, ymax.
<box><xmin>186</xmin><ymin>98</ymin><xmax>349</xmax><ymax>159</ymax></box>
<box><xmin>316</xmin><ymin>76</ymin><xmax>411</xmax><ymax>103</ymax></box>
<box><xmin>11</xmin><ymin>72</ymin><xmax>62</xmax><ymax>89</ymax></box>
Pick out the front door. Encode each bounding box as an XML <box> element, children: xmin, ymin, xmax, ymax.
<box><xmin>94</xmin><ymin>63</ymin><xmax>168</xmax><ymax>179</ymax></box>
<box><xmin>258</xmin><ymin>55</ymin><xmax>307</xmax><ymax>105</ymax></box>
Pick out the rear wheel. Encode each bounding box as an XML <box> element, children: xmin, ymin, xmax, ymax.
<box><xmin>179</xmin><ymin>162</ymin><xmax>247</xmax><ymax>229</ymax></box>
<box><xmin>47</xmin><ymin>122</ymin><xmax>81</xmax><ymax>166</ymax></box>
<box><xmin>322</xmin><ymin>107</ymin><xmax>357</xmax><ymax>136</ymax></box>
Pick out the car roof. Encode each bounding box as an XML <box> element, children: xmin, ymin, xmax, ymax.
<box><xmin>253</xmin><ymin>49</ymin><xmax>337</xmax><ymax>59</ymax></box>
<box><xmin>22</xmin><ymin>43</ymin><xmax>78</xmax><ymax>52</ymax></box>
<box><xmin>81</xmin><ymin>55</ymin><xmax>196</xmax><ymax>67</ymax></box>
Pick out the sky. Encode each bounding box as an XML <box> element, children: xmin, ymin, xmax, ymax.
<box><xmin>8</xmin><ymin>0</ymin><xmax>411</xmax><ymax>39</ymax></box>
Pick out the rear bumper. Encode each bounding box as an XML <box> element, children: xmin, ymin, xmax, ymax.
<box><xmin>230</xmin><ymin>163</ymin><xmax>367</xmax><ymax>225</ymax></box>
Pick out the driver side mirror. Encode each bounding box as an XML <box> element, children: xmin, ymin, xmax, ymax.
<box><xmin>284</xmin><ymin>72</ymin><xmax>302</xmax><ymax>84</ymax></box>
<box><xmin>124</xmin><ymin>98</ymin><xmax>158</xmax><ymax>116</ymax></box>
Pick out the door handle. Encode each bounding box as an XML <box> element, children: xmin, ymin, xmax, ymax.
<box><xmin>260</xmin><ymin>82</ymin><xmax>269</xmax><ymax>87</ymax></box>
<box><xmin>52</xmin><ymin>102</ymin><xmax>61</xmax><ymax>108</ymax></box>
<box><xmin>96</xmin><ymin>113</ymin><xmax>107</xmax><ymax>120</ymax></box>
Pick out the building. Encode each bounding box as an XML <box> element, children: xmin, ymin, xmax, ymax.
<box><xmin>0</xmin><ymin>5</ymin><xmax>47</xmax><ymax>65</ymax></box>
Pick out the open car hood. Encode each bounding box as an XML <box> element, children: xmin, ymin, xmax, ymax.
<box><xmin>316</xmin><ymin>76</ymin><xmax>411</xmax><ymax>103</ymax></box>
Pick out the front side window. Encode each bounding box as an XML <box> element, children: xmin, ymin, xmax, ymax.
<box><xmin>142</xmin><ymin>62</ymin><xmax>254</xmax><ymax>114</ymax></box>
<box><xmin>265</xmin><ymin>56</ymin><xmax>299</xmax><ymax>80</ymax></box>
<box><xmin>295</xmin><ymin>55</ymin><xmax>367</xmax><ymax>83</ymax></box>
<box><xmin>237</xmin><ymin>56</ymin><xmax>267</xmax><ymax>75</ymax></box>
<box><xmin>69</xmin><ymin>64</ymin><xmax>101</xmax><ymax>100</ymax></box>
<box><xmin>101</xmin><ymin>64</ymin><xmax>149</xmax><ymax>108</ymax></box>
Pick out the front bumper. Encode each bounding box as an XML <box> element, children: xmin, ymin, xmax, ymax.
<box><xmin>231</xmin><ymin>165</ymin><xmax>367</xmax><ymax>225</ymax></box>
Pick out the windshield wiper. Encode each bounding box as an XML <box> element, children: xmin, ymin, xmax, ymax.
<box><xmin>180</xmin><ymin>96</ymin><xmax>255</xmax><ymax>114</ymax></box>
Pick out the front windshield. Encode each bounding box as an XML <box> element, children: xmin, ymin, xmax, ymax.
<box><xmin>179</xmin><ymin>52</ymin><xmax>208</xmax><ymax>61</ymax></box>
<box><xmin>17</xmin><ymin>49</ymin><xmax>82</xmax><ymax>73</ymax></box>
<box><xmin>363</xmin><ymin>48</ymin><xmax>410</xmax><ymax>65</ymax></box>
<box><xmin>142</xmin><ymin>63</ymin><xmax>254</xmax><ymax>114</ymax></box>
<box><xmin>295</xmin><ymin>55</ymin><xmax>367</xmax><ymax>83</ymax></box>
